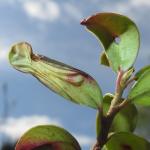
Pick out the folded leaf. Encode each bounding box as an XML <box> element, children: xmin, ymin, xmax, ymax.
<box><xmin>103</xmin><ymin>93</ymin><xmax>138</xmax><ymax>133</ymax></box>
<box><xmin>15</xmin><ymin>125</ymin><xmax>81</xmax><ymax>150</ymax></box>
<box><xmin>128</xmin><ymin>69</ymin><xmax>150</xmax><ymax>106</ymax></box>
<box><xmin>100</xmin><ymin>51</ymin><xmax>110</xmax><ymax>67</ymax></box>
<box><xmin>103</xmin><ymin>132</ymin><xmax>150</xmax><ymax>150</ymax></box>
<box><xmin>9</xmin><ymin>42</ymin><xmax>103</xmax><ymax>109</ymax></box>
<box><xmin>81</xmin><ymin>13</ymin><xmax>140</xmax><ymax>72</ymax></box>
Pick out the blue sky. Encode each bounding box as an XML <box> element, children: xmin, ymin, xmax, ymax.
<box><xmin>0</xmin><ymin>0</ymin><xmax>150</xmax><ymax>149</ymax></box>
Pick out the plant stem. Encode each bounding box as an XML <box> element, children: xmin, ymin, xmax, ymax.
<box><xmin>93</xmin><ymin>69</ymin><xmax>129</xmax><ymax>150</ymax></box>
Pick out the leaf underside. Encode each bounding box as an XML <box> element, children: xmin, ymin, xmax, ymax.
<box><xmin>9</xmin><ymin>42</ymin><xmax>103</xmax><ymax>109</ymax></box>
<box><xmin>81</xmin><ymin>13</ymin><xmax>140</xmax><ymax>72</ymax></box>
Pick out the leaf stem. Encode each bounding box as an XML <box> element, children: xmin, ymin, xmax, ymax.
<box><xmin>93</xmin><ymin>69</ymin><xmax>129</xmax><ymax>150</ymax></box>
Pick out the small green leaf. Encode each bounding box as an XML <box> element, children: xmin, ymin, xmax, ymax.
<box><xmin>100</xmin><ymin>51</ymin><xmax>110</xmax><ymax>67</ymax></box>
<box><xmin>103</xmin><ymin>93</ymin><xmax>138</xmax><ymax>132</ymax></box>
<box><xmin>81</xmin><ymin>13</ymin><xmax>140</xmax><ymax>72</ymax></box>
<box><xmin>103</xmin><ymin>132</ymin><xmax>150</xmax><ymax>150</ymax></box>
<box><xmin>15</xmin><ymin>125</ymin><xmax>81</xmax><ymax>150</ymax></box>
<box><xmin>9</xmin><ymin>42</ymin><xmax>103</xmax><ymax>109</ymax></box>
<box><xmin>128</xmin><ymin>69</ymin><xmax>150</xmax><ymax>106</ymax></box>
<box><xmin>135</xmin><ymin>65</ymin><xmax>150</xmax><ymax>80</ymax></box>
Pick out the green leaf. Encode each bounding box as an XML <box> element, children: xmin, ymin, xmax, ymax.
<box><xmin>15</xmin><ymin>125</ymin><xmax>81</xmax><ymax>150</ymax></box>
<box><xmin>9</xmin><ymin>42</ymin><xmax>103</xmax><ymax>109</ymax></box>
<box><xmin>100</xmin><ymin>51</ymin><xmax>110</xmax><ymax>67</ymax></box>
<box><xmin>135</xmin><ymin>65</ymin><xmax>150</xmax><ymax>80</ymax></box>
<box><xmin>103</xmin><ymin>132</ymin><xmax>150</xmax><ymax>150</ymax></box>
<box><xmin>128</xmin><ymin>69</ymin><xmax>150</xmax><ymax>106</ymax></box>
<box><xmin>81</xmin><ymin>13</ymin><xmax>140</xmax><ymax>72</ymax></box>
<box><xmin>103</xmin><ymin>93</ymin><xmax>138</xmax><ymax>132</ymax></box>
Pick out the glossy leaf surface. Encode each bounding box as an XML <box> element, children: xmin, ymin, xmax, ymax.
<box><xmin>128</xmin><ymin>69</ymin><xmax>150</xmax><ymax>106</ymax></box>
<box><xmin>9</xmin><ymin>42</ymin><xmax>103</xmax><ymax>109</ymax></box>
<box><xmin>81</xmin><ymin>13</ymin><xmax>140</xmax><ymax>72</ymax></box>
<box><xmin>103</xmin><ymin>132</ymin><xmax>150</xmax><ymax>150</ymax></box>
<box><xmin>15</xmin><ymin>125</ymin><xmax>81</xmax><ymax>150</ymax></box>
<box><xmin>103</xmin><ymin>93</ymin><xmax>138</xmax><ymax>132</ymax></box>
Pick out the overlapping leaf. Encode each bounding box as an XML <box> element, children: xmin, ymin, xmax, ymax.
<box><xmin>9</xmin><ymin>42</ymin><xmax>103</xmax><ymax>109</ymax></box>
<box><xmin>103</xmin><ymin>93</ymin><xmax>138</xmax><ymax>133</ymax></box>
<box><xmin>128</xmin><ymin>69</ymin><xmax>150</xmax><ymax>106</ymax></box>
<box><xmin>135</xmin><ymin>65</ymin><xmax>150</xmax><ymax>80</ymax></box>
<box><xmin>15</xmin><ymin>125</ymin><xmax>81</xmax><ymax>150</ymax></box>
<box><xmin>81</xmin><ymin>13</ymin><xmax>140</xmax><ymax>72</ymax></box>
<box><xmin>103</xmin><ymin>132</ymin><xmax>150</xmax><ymax>150</ymax></box>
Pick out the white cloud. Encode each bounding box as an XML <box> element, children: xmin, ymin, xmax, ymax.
<box><xmin>0</xmin><ymin>43</ymin><xmax>9</xmax><ymax>62</ymax></box>
<box><xmin>131</xmin><ymin>0</ymin><xmax>150</xmax><ymax>7</ymax></box>
<box><xmin>74</xmin><ymin>134</ymin><xmax>95</xmax><ymax>147</ymax></box>
<box><xmin>0</xmin><ymin>115</ymin><xmax>61</xmax><ymax>140</ymax></box>
<box><xmin>100</xmin><ymin>0</ymin><xmax>150</xmax><ymax>22</ymax></box>
<box><xmin>63</xmin><ymin>3</ymin><xmax>83</xmax><ymax>21</ymax></box>
<box><xmin>0</xmin><ymin>115</ymin><xmax>95</xmax><ymax>147</ymax></box>
<box><xmin>23</xmin><ymin>0</ymin><xmax>60</xmax><ymax>22</ymax></box>
<box><xmin>0</xmin><ymin>50</ymin><xmax>7</xmax><ymax>61</ymax></box>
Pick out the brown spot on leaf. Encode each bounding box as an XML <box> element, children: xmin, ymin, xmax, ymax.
<box><xmin>66</xmin><ymin>73</ymin><xmax>84</xmax><ymax>86</ymax></box>
<box><xmin>17</xmin><ymin>142</ymin><xmax>62</xmax><ymax>150</ymax></box>
<box><xmin>66</xmin><ymin>70</ymin><xmax>94</xmax><ymax>86</ymax></box>
<box><xmin>121</xmin><ymin>144</ymin><xmax>132</xmax><ymax>150</ymax></box>
<box><xmin>32</xmin><ymin>144</ymin><xmax>54</xmax><ymax>150</ymax></box>
<box><xmin>31</xmin><ymin>54</ymin><xmax>41</xmax><ymax>62</ymax></box>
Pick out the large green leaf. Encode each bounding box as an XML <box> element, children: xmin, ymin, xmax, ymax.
<box><xmin>15</xmin><ymin>125</ymin><xmax>81</xmax><ymax>150</ymax></box>
<box><xmin>9</xmin><ymin>42</ymin><xmax>103</xmax><ymax>109</ymax></box>
<box><xmin>103</xmin><ymin>132</ymin><xmax>150</xmax><ymax>150</ymax></box>
<box><xmin>81</xmin><ymin>13</ymin><xmax>140</xmax><ymax>72</ymax></box>
<box><xmin>128</xmin><ymin>69</ymin><xmax>150</xmax><ymax>106</ymax></box>
<box><xmin>103</xmin><ymin>93</ymin><xmax>137</xmax><ymax>132</ymax></box>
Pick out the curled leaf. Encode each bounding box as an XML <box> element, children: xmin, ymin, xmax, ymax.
<box><xmin>103</xmin><ymin>132</ymin><xmax>150</xmax><ymax>150</ymax></box>
<box><xmin>100</xmin><ymin>51</ymin><xmax>110</xmax><ymax>67</ymax></box>
<box><xmin>9</xmin><ymin>42</ymin><xmax>103</xmax><ymax>109</ymax></box>
<box><xmin>81</xmin><ymin>13</ymin><xmax>140</xmax><ymax>72</ymax></box>
<box><xmin>15</xmin><ymin>125</ymin><xmax>81</xmax><ymax>150</ymax></box>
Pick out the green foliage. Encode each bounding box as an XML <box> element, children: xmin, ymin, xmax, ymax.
<box><xmin>81</xmin><ymin>13</ymin><xmax>140</xmax><ymax>72</ymax></box>
<box><xmin>9</xmin><ymin>42</ymin><xmax>103</xmax><ymax>109</ymax></box>
<box><xmin>128</xmin><ymin>69</ymin><xmax>150</xmax><ymax>106</ymax></box>
<box><xmin>135</xmin><ymin>65</ymin><xmax>150</xmax><ymax>80</ymax></box>
<box><xmin>8</xmin><ymin>12</ymin><xmax>150</xmax><ymax>150</ymax></box>
<box><xmin>103</xmin><ymin>132</ymin><xmax>150</xmax><ymax>150</ymax></box>
<box><xmin>103</xmin><ymin>93</ymin><xmax>138</xmax><ymax>133</ymax></box>
<box><xmin>15</xmin><ymin>125</ymin><xmax>81</xmax><ymax>150</ymax></box>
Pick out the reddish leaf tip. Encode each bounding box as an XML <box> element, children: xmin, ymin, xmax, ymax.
<box><xmin>80</xmin><ymin>19</ymin><xmax>87</xmax><ymax>25</ymax></box>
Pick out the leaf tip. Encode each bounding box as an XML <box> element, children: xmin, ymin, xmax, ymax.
<box><xmin>80</xmin><ymin>19</ymin><xmax>87</xmax><ymax>25</ymax></box>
